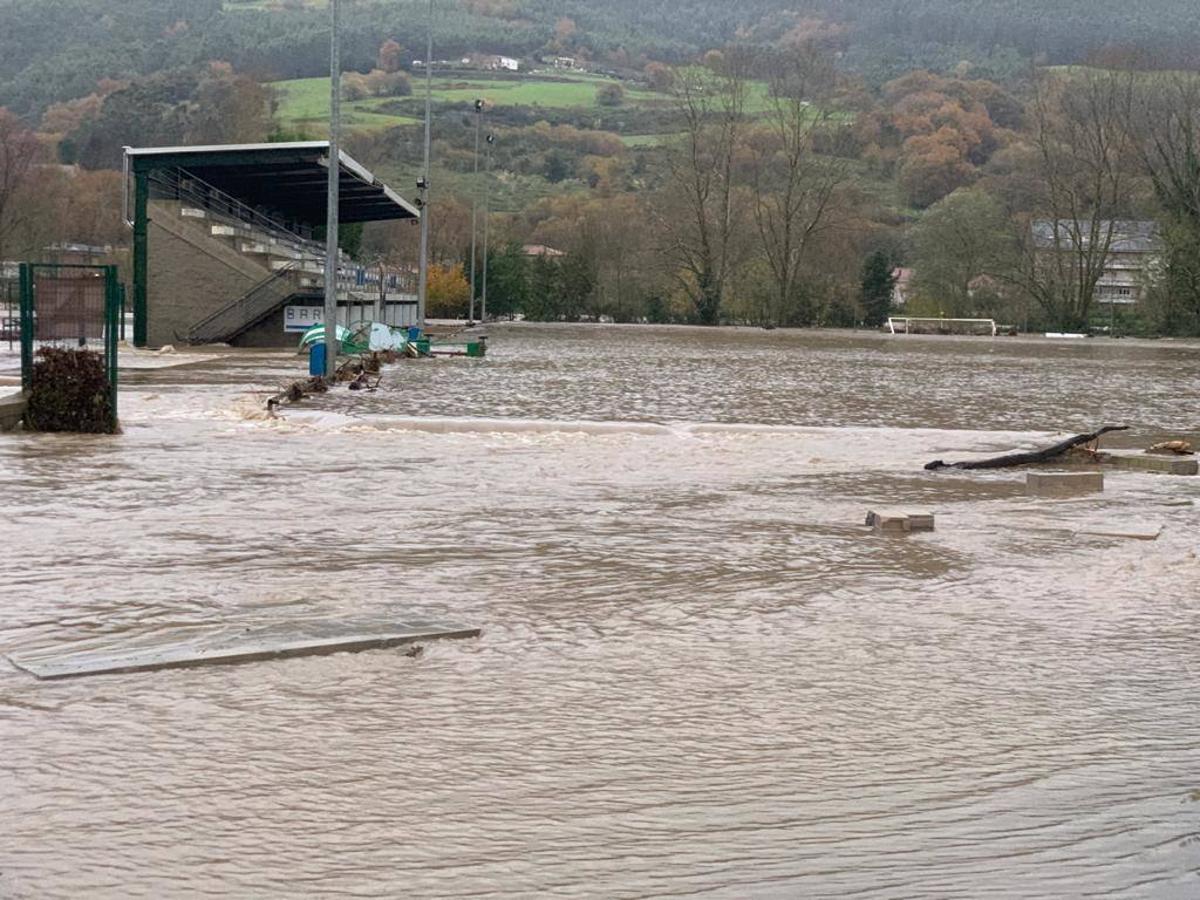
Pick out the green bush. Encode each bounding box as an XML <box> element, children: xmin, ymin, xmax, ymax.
<box><xmin>26</xmin><ymin>347</ymin><xmax>116</xmax><ymax>434</ymax></box>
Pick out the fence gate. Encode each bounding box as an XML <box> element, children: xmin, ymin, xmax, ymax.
<box><xmin>19</xmin><ymin>263</ymin><xmax>120</xmax><ymax>431</ymax></box>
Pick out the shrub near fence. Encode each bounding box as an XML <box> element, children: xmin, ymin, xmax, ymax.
<box><xmin>26</xmin><ymin>347</ymin><xmax>118</xmax><ymax>434</ymax></box>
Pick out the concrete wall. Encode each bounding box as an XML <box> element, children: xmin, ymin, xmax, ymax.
<box><xmin>233</xmin><ymin>302</ymin><xmax>321</xmax><ymax>349</ymax></box>
<box><xmin>0</xmin><ymin>390</ymin><xmax>26</xmax><ymax>432</ymax></box>
<box><xmin>145</xmin><ymin>203</ymin><xmax>271</xmax><ymax>348</ymax></box>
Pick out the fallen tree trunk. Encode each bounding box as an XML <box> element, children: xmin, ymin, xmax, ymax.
<box><xmin>925</xmin><ymin>426</ymin><xmax>1130</xmax><ymax>472</ymax></box>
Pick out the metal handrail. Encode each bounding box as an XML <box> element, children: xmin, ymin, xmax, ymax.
<box><xmin>186</xmin><ymin>264</ymin><xmax>304</xmax><ymax>344</ymax></box>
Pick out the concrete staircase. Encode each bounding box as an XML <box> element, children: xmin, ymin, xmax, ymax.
<box><xmin>185</xmin><ymin>264</ymin><xmax>320</xmax><ymax>345</ymax></box>
<box><xmin>145</xmin><ymin>169</ymin><xmax>420</xmax><ymax>346</ymax></box>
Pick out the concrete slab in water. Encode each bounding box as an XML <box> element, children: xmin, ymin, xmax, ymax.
<box><xmin>866</xmin><ymin>509</ymin><xmax>935</xmax><ymax>534</ymax></box>
<box><xmin>0</xmin><ymin>389</ymin><xmax>26</xmax><ymax>432</ymax></box>
<box><xmin>1100</xmin><ymin>453</ymin><xmax>1199</xmax><ymax>476</ymax></box>
<box><xmin>1077</xmin><ymin>524</ymin><xmax>1163</xmax><ymax>541</ymax></box>
<box><xmin>7</xmin><ymin>619</ymin><xmax>480</xmax><ymax>681</ymax></box>
<box><xmin>1026</xmin><ymin>471</ymin><xmax>1104</xmax><ymax>497</ymax></box>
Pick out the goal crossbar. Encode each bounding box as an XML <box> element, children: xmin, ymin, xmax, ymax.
<box><xmin>887</xmin><ymin>317</ymin><xmax>997</xmax><ymax>336</ymax></box>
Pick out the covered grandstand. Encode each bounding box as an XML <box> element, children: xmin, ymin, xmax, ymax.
<box><xmin>124</xmin><ymin>142</ymin><xmax>420</xmax><ymax>349</ymax></box>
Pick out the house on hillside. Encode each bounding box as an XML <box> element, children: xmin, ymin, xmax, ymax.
<box><xmin>552</xmin><ymin>56</ymin><xmax>578</xmax><ymax>70</ymax></box>
<box><xmin>474</xmin><ymin>55</ymin><xmax>519</xmax><ymax>72</ymax></box>
<box><xmin>523</xmin><ymin>244</ymin><xmax>566</xmax><ymax>258</ymax></box>
<box><xmin>1032</xmin><ymin>220</ymin><xmax>1162</xmax><ymax>306</ymax></box>
<box><xmin>460</xmin><ymin>54</ymin><xmax>521</xmax><ymax>72</ymax></box>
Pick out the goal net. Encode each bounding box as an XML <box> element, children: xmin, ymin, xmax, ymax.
<box><xmin>887</xmin><ymin>317</ymin><xmax>997</xmax><ymax>336</ymax></box>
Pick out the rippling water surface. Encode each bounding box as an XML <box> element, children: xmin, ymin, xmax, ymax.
<box><xmin>2</xmin><ymin>324</ymin><xmax>1200</xmax><ymax>898</ymax></box>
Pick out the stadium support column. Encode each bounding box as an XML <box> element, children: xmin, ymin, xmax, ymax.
<box><xmin>323</xmin><ymin>0</ymin><xmax>341</xmax><ymax>377</ymax></box>
<box><xmin>416</xmin><ymin>0</ymin><xmax>434</xmax><ymax>327</ymax></box>
<box><xmin>132</xmin><ymin>170</ymin><xmax>149</xmax><ymax>348</ymax></box>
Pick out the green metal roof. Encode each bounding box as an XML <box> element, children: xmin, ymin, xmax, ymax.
<box><xmin>125</xmin><ymin>142</ymin><xmax>419</xmax><ymax>226</ymax></box>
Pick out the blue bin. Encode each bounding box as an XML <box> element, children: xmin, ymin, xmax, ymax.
<box><xmin>309</xmin><ymin>343</ymin><xmax>326</xmax><ymax>376</ymax></box>
<box><xmin>408</xmin><ymin>326</ymin><xmax>422</xmax><ymax>342</ymax></box>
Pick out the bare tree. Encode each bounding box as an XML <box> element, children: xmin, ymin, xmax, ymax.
<box><xmin>1133</xmin><ymin>75</ymin><xmax>1200</xmax><ymax>330</ymax></box>
<box><xmin>747</xmin><ymin>46</ymin><xmax>851</xmax><ymax>326</ymax></box>
<box><xmin>1001</xmin><ymin>70</ymin><xmax>1137</xmax><ymax>329</ymax></box>
<box><xmin>0</xmin><ymin>109</ymin><xmax>42</xmax><ymax>262</ymax></box>
<box><xmin>654</xmin><ymin>52</ymin><xmax>748</xmax><ymax>325</ymax></box>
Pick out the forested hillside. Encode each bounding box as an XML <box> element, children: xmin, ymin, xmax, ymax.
<box><xmin>2</xmin><ymin>0</ymin><xmax>1200</xmax><ymax>114</ymax></box>
<box><xmin>3</xmin><ymin>1</ymin><xmax>1200</xmax><ymax>337</ymax></box>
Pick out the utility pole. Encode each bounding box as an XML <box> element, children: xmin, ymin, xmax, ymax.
<box><xmin>481</xmin><ymin>132</ymin><xmax>494</xmax><ymax>322</ymax></box>
<box><xmin>416</xmin><ymin>0</ymin><xmax>434</xmax><ymax>328</ymax></box>
<box><xmin>469</xmin><ymin>98</ymin><xmax>483</xmax><ymax>324</ymax></box>
<box><xmin>375</xmin><ymin>260</ymin><xmax>385</xmax><ymax>323</ymax></box>
<box><xmin>323</xmin><ymin>0</ymin><xmax>341</xmax><ymax>377</ymax></box>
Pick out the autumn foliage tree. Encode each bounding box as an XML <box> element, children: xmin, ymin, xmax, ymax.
<box><xmin>863</xmin><ymin>71</ymin><xmax>1014</xmax><ymax>208</ymax></box>
<box><xmin>377</xmin><ymin>39</ymin><xmax>407</xmax><ymax>73</ymax></box>
<box><xmin>426</xmin><ymin>263</ymin><xmax>471</xmax><ymax>318</ymax></box>
<box><xmin>596</xmin><ymin>83</ymin><xmax>625</xmax><ymax>107</ymax></box>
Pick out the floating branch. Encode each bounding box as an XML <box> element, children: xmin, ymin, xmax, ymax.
<box><xmin>925</xmin><ymin>426</ymin><xmax>1130</xmax><ymax>471</ymax></box>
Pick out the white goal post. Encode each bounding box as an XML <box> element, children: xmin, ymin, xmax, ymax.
<box><xmin>887</xmin><ymin>317</ymin><xmax>997</xmax><ymax>336</ymax></box>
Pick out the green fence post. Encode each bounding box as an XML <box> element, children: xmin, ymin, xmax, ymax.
<box><xmin>18</xmin><ymin>263</ymin><xmax>33</xmax><ymax>392</ymax></box>
<box><xmin>106</xmin><ymin>266</ymin><xmax>119</xmax><ymax>429</ymax></box>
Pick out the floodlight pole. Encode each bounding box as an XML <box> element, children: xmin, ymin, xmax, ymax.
<box><xmin>469</xmin><ymin>99</ymin><xmax>483</xmax><ymax>323</ymax></box>
<box><xmin>323</xmin><ymin>0</ymin><xmax>341</xmax><ymax>378</ymax></box>
<box><xmin>481</xmin><ymin>132</ymin><xmax>494</xmax><ymax>322</ymax></box>
<box><xmin>416</xmin><ymin>0</ymin><xmax>434</xmax><ymax>327</ymax></box>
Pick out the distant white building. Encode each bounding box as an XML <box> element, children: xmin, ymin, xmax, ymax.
<box><xmin>465</xmin><ymin>54</ymin><xmax>521</xmax><ymax>72</ymax></box>
<box><xmin>553</xmin><ymin>56</ymin><xmax>578</xmax><ymax>70</ymax></box>
<box><xmin>1032</xmin><ymin>220</ymin><xmax>1162</xmax><ymax>306</ymax></box>
<box><xmin>523</xmin><ymin>244</ymin><xmax>566</xmax><ymax>258</ymax></box>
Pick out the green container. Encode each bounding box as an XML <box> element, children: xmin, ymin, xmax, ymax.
<box><xmin>416</xmin><ymin>338</ymin><xmax>431</xmax><ymax>355</ymax></box>
<box><xmin>466</xmin><ymin>341</ymin><xmax>483</xmax><ymax>358</ymax></box>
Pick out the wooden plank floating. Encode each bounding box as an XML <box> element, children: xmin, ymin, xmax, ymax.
<box><xmin>1026</xmin><ymin>471</ymin><xmax>1104</xmax><ymax>497</ymax></box>
<box><xmin>7</xmin><ymin>619</ymin><xmax>481</xmax><ymax>681</ymax></box>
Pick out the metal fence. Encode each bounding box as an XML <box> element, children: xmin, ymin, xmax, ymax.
<box><xmin>2</xmin><ymin>278</ymin><xmax>18</xmax><ymax>351</ymax></box>
<box><xmin>19</xmin><ymin>263</ymin><xmax>120</xmax><ymax>429</ymax></box>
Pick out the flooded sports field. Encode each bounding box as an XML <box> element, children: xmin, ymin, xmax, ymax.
<box><xmin>2</xmin><ymin>324</ymin><xmax>1200</xmax><ymax>898</ymax></box>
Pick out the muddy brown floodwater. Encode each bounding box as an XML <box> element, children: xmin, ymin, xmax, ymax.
<box><xmin>2</xmin><ymin>324</ymin><xmax>1200</xmax><ymax>898</ymax></box>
